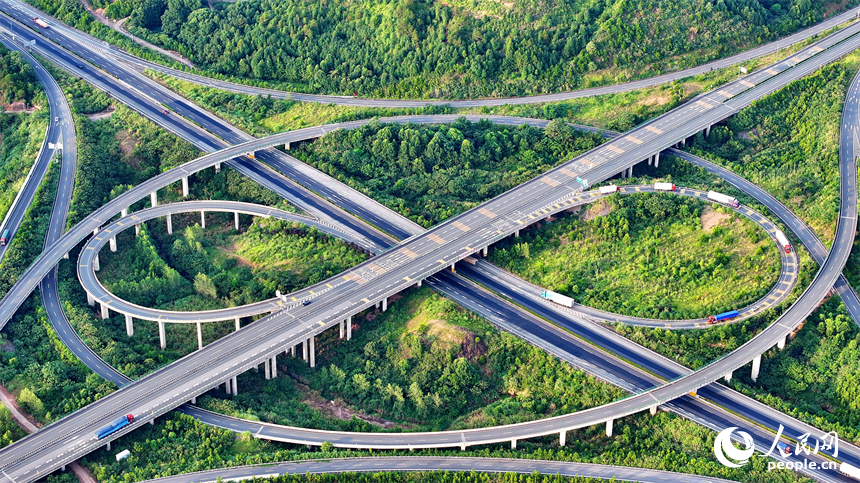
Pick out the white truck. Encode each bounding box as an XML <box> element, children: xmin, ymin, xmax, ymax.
<box><xmin>541</xmin><ymin>290</ymin><xmax>574</xmax><ymax>308</ymax></box>
<box><xmin>840</xmin><ymin>462</ymin><xmax>860</xmax><ymax>480</ymax></box>
<box><xmin>774</xmin><ymin>231</ymin><xmax>792</xmax><ymax>253</ymax></box>
<box><xmin>654</xmin><ymin>182</ymin><xmax>676</xmax><ymax>192</ymax></box>
<box><xmin>599</xmin><ymin>185</ymin><xmax>619</xmax><ymax>194</ymax></box>
<box><xmin>707</xmin><ymin>190</ymin><xmax>739</xmax><ymax>208</ymax></box>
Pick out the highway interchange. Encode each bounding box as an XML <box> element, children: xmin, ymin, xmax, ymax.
<box><xmin>1</xmin><ymin>2</ymin><xmax>860</xmax><ymax>482</ymax></box>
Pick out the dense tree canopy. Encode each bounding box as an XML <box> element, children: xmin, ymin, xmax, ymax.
<box><xmin>115</xmin><ymin>0</ymin><xmax>853</xmax><ymax>98</ymax></box>
<box><xmin>0</xmin><ymin>45</ymin><xmax>39</xmax><ymax>107</ymax></box>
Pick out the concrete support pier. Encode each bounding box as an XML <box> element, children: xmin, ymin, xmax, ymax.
<box><xmin>215</xmin><ymin>162</ymin><xmax>221</xmax><ymax>173</ymax></box>
<box><xmin>559</xmin><ymin>431</ymin><xmax>566</xmax><ymax>447</ymax></box>
<box><xmin>654</xmin><ymin>152</ymin><xmax>660</xmax><ymax>168</ymax></box>
<box><xmin>650</xmin><ymin>405</ymin><xmax>657</xmax><ymax>416</ymax></box>
<box><xmin>121</xmin><ymin>208</ymin><xmax>128</xmax><ymax>217</ymax></box>
<box><xmin>346</xmin><ymin>315</ymin><xmax>352</xmax><ymax>340</ymax></box>
<box><xmin>150</xmin><ymin>191</ymin><xmax>157</xmax><ymax>208</ymax></box>
<box><xmin>284</xmin><ymin>142</ymin><xmax>290</xmax><ymax>150</ymax></box>
<box><xmin>182</xmin><ymin>176</ymin><xmax>189</xmax><ymax>197</ymax></box>
<box><xmin>231</xmin><ymin>376</ymin><xmax>238</xmax><ymax>395</ymax></box>
<box><xmin>777</xmin><ymin>335</ymin><xmax>786</xmax><ymax>350</ymax></box>
<box><xmin>167</xmin><ymin>213</ymin><xmax>173</xmax><ymax>234</ymax></box>
<box><xmin>99</xmin><ymin>302</ymin><xmax>109</xmax><ymax>320</ymax></box>
<box><xmin>309</xmin><ymin>337</ymin><xmax>316</xmax><ymax>368</ymax></box>
<box><xmin>382</xmin><ymin>297</ymin><xmax>388</xmax><ymax>312</ymax></box>
<box><xmin>339</xmin><ymin>319</ymin><xmax>345</xmax><ymax>339</ymax></box>
<box><xmin>125</xmin><ymin>314</ymin><xmax>134</xmax><ymax>337</ymax></box>
<box><xmin>135</xmin><ymin>224</ymin><xmax>140</xmax><ymax>236</ymax></box>
<box><xmin>109</xmin><ymin>237</ymin><xmax>117</xmax><ymax>252</ymax></box>
<box><xmin>234</xmin><ymin>212</ymin><xmax>240</xmax><ymax>230</ymax></box>
<box><xmin>606</xmin><ymin>419</ymin><xmax>614</xmax><ymax>437</ymax></box>
<box><xmin>416</xmin><ymin>279</ymin><xmax>422</xmax><ymax>288</ymax></box>
<box><xmin>270</xmin><ymin>356</ymin><xmax>277</xmax><ymax>378</ymax></box>
<box><xmin>87</xmin><ymin>291</ymin><xmax>95</xmax><ymax>306</ymax></box>
<box><xmin>511</xmin><ymin>439</ymin><xmax>517</xmax><ymax>449</ymax></box>
<box><xmin>751</xmin><ymin>354</ymin><xmax>762</xmax><ymax>382</ymax></box>
<box><xmin>482</xmin><ymin>246</ymin><xmax>488</xmax><ymax>256</ymax></box>
<box><xmin>196</xmin><ymin>322</ymin><xmax>203</xmax><ymax>350</ymax></box>
<box><xmin>705</xmin><ymin>125</ymin><xmax>711</xmax><ymax>137</ymax></box>
<box><xmin>264</xmin><ymin>358</ymin><xmax>271</xmax><ymax>380</ymax></box>
<box><xmin>302</xmin><ymin>339</ymin><xmax>309</xmax><ymax>362</ymax></box>
<box><xmin>200</xmin><ymin>211</ymin><xmax>206</xmax><ymax>229</ymax></box>
<box><xmin>235</xmin><ymin>317</ymin><xmax>241</xmax><ymax>331</ymax></box>
<box><xmin>725</xmin><ymin>372</ymin><xmax>732</xmax><ymax>383</ymax></box>
<box><xmin>93</xmin><ymin>254</ymin><xmax>100</xmax><ymax>271</ymax></box>
<box><xmin>159</xmin><ymin>321</ymin><xmax>166</xmax><ymax>350</ymax></box>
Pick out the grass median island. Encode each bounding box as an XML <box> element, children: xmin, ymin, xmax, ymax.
<box><xmin>488</xmin><ymin>193</ymin><xmax>781</xmax><ymax>321</ymax></box>
<box><xmin>293</xmin><ymin>118</ymin><xmax>604</xmax><ymax>227</ymax></box>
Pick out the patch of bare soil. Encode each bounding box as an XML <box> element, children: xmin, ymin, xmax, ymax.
<box><xmin>581</xmin><ymin>199</ymin><xmax>611</xmax><ymax>221</ymax></box>
<box><xmin>85</xmin><ymin>106</ymin><xmax>115</xmax><ymax>121</ymax></box>
<box><xmin>737</xmin><ymin>127</ymin><xmax>758</xmax><ymax>141</ymax></box>
<box><xmin>638</xmin><ymin>94</ymin><xmax>671</xmax><ymax>106</ymax></box>
<box><xmin>299</xmin><ymin>383</ymin><xmax>399</xmax><ymax>429</ymax></box>
<box><xmin>700</xmin><ymin>206</ymin><xmax>730</xmax><ymax>232</ymax></box>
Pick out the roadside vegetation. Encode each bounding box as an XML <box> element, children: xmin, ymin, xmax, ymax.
<box><xmin>488</xmin><ymin>193</ymin><xmax>780</xmax><ymax>320</ymax></box>
<box><xmin>0</xmin><ymin>46</ymin><xmax>40</xmax><ymax>107</ymax></box>
<box><xmin>293</xmin><ymin>119</ymin><xmax>604</xmax><ymax>227</ymax></box>
<box><xmin>0</xmin><ymin>112</ymin><xmax>50</xmax><ymax>227</ymax></box>
<box><xmin>0</xmin><ymin>405</ymin><xmax>26</xmax><ymax>448</ymax></box>
<box><xmin>96</xmin><ymin>0</ymin><xmax>853</xmax><ymax>100</ymax></box>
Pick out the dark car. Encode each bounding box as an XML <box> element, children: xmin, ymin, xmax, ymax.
<box><xmin>302</xmin><ymin>300</ymin><xmax>312</xmax><ymax>306</ymax></box>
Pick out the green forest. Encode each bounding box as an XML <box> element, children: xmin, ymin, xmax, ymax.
<box><xmin>0</xmin><ymin>45</ymin><xmax>40</xmax><ymax>107</ymax></box>
<box><xmin>294</xmin><ymin>119</ymin><xmax>603</xmax><ymax>226</ymax></box>
<box><xmin>105</xmin><ymin>0</ymin><xmax>853</xmax><ymax>99</ymax></box>
<box><xmin>0</xmin><ymin>112</ymin><xmax>49</xmax><ymax>226</ymax></box>
<box><xmin>488</xmin><ymin>193</ymin><xmax>781</xmax><ymax>320</ymax></box>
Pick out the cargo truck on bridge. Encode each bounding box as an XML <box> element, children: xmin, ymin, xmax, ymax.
<box><xmin>775</xmin><ymin>231</ymin><xmax>792</xmax><ymax>253</ymax></box>
<box><xmin>841</xmin><ymin>462</ymin><xmax>860</xmax><ymax>480</ymax></box>
<box><xmin>541</xmin><ymin>290</ymin><xmax>574</xmax><ymax>308</ymax></box>
<box><xmin>654</xmin><ymin>182</ymin><xmax>676</xmax><ymax>191</ymax></box>
<box><xmin>95</xmin><ymin>414</ymin><xmax>134</xmax><ymax>439</ymax></box>
<box><xmin>707</xmin><ymin>190</ymin><xmax>739</xmax><ymax>208</ymax></box>
<box><xmin>707</xmin><ymin>310</ymin><xmax>739</xmax><ymax>324</ymax></box>
<box><xmin>599</xmin><ymin>185</ymin><xmax>619</xmax><ymax>194</ymax></box>
<box><xmin>33</xmin><ymin>17</ymin><xmax>49</xmax><ymax>28</ymax></box>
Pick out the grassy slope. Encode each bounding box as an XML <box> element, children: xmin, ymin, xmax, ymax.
<box><xmin>488</xmin><ymin>194</ymin><xmax>781</xmax><ymax>320</ymax></box>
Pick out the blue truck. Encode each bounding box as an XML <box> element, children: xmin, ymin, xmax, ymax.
<box><xmin>95</xmin><ymin>414</ymin><xmax>134</xmax><ymax>439</ymax></box>
<box><xmin>708</xmin><ymin>310</ymin><xmax>739</xmax><ymax>324</ymax></box>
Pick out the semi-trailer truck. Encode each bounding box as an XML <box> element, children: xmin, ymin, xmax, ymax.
<box><xmin>707</xmin><ymin>310</ymin><xmax>739</xmax><ymax>324</ymax></box>
<box><xmin>0</xmin><ymin>229</ymin><xmax>8</xmax><ymax>246</ymax></box>
<box><xmin>654</xmin><ymin>182</ymin><xmax>676</xmax><ymax>191</ymax></box>
<box><xmin>775</xmin><ymin>231</ymin><xmax>792</xmax><ymax>253</ymax></box>
<box><xmin>599</xmin><ymin>185</ymin><xmax>619</xmax><ymax>194</ymax></box>
<box><xmin>95</xmin><ymin>414</ymin><xmax>134</xmax><ymax>439</ymax></box>
<box><xmin>707</xmin><ymin>190</ymin><xmax>739</xmax><ymax>208</ymax></box>
<box><xmin>34</xmin><ymin>17</ymin><xmax>49</xmax><ymax>28</ymax></box>
<box><xmin>541</xmin><ymin>290</ymin><xmax>574</xmax><ymax>308</ymax></box>
<box><xmin>841</xmin><ymin>462</ymin><xmax>860</xmax><ymax>480</ymax></box>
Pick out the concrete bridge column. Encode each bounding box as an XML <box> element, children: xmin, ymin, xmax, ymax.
<box><xmin>724</xmin><ymin>372</ymin><xmax>732</xmax><ymax>383</ymax></box>
<box><xmin>93</xmin><ymin>253</ymin><xmax>100</xmax><ymax>271</ymax></box>
<box><xmin>704</xmin><ymin>125</ymin><xmax>711</xmax><ymax>138</ymax></box>
<box><xmin>200</xmin><ymin>211</ymin><xmax>206</xmax><ymax>229</ymax></box>
<box><xmin>158</xmin><ymin>321</ymin><xmax>166</xmax><ymax>350</ymax></box>
<box><xmin>231</xmin><ymin>376</ymin><xmax>238</xmax><ymax>395</ymax></box>
<box><xmin>559</xmin><ymin>431</ymin><xmax>567</xmax><ymax>446</ymax></box>
<box><xmin>235</xmin><ymin>317</ymin><xmax>241</xmax><ymax>331</ymax></box>
<box><xmin>284</xmin><ymin>142</ymin><xmax>290</xmax><ymax>150</ymax></box>
<box><xmin>289</xmin><ymin>345</ymin><xmax>295</xmax><ymax>357</ymax></box>
<box><xmin>191</xmin><ymin>396</ymin><xmax>196</xmax><ymax>404</ymax></box>
<box><xmin>109</xmin><ymin>237</ymin><xmax>117</xmax><ymax>252</ymax></box>
<box><xmin>511</xmin><ymin>439</ymin><xmax>517</xmax><ymax>449</ymax></box>
<box><xmin>515</xmin><ymin>230</ymin><xmax>520</xmax><ymax>237</ymax></box>
<box><xmin>125</xmin><ymin>314</ymin><xmax>134</xmax><ymax>337</ymax></box>
<box><xmin>100</xmin><ymin>302</ymin><xmax>109</xmax><ymax>320</ymax></box>
<box><xmin>63</xmin><ymin>252</ymin><xmax>69</xmax><ymax>260</ymax></box>
<box><xmin>627</xmin><ymin>166</ymin><xmax>633</xmax><ymax>178</ymax></box>
<box><xmin>606</xmin><ymin>419</ymin><xmax>614</xmax><ymax>437</ymax></box>
<box><xmin>86</xmin><ymin>291</ymin><xmax>95</xmax><ymax>306</ymax></box>
<box><xmin>234</xmin><ymin>212</ymin><xmax>240</xmax><ymax>230</ymax></box>
<box><xmin>264</xmin><ymin>358</ymin><xmax>271</xmax><ymax>380</ymax></box>
<box><xmin>339</xmin><ymin>319</ymin><xmax>345</xmax><ymax>339</ymax></box>
<box><xmin>214</xmin><ymin>162</ymin><xmax>221</xmax><ymax>173</ymax></box>
<box><xmin>654</xmin><ymin>152</ymin><xmax>660</xmax><ymax>168</ymax></box>
<box><xmin>309</xmin><ymin>337</ymin><xmax>316</xmax><ymax>368</ymax></box>
<box><xmin>135</xmin><ymin>224</ymin><xmax>141</xmax><ymax>236</ymax></box>
<box><xmin>450</xmin><ymin>263</ymin><xmax>456</xmax><ymax>273</ymax></box>
<box><xmin>777</xmin><ymin>335</ymin><xmax>787</xmax><ymax>350</ymax></box>
<box><xmin>416</xmin><ymin>279</ymin><xmax>422</xmax><ymax>288</ymax></box>
<box><xmin>346</xmin><ymin>316</ymin><xmax>352</xmax><ymax>340</ymax></box>
<box><xmin>270</xmin><ymin>356</ymin><xmax>277</xmax><ymax>378</ymax></box>
<box><xmin>650</xmin><ymin>405</ymin><xmax>658</xmax><ymax>415</ymax></box>
<box><xmin>751</xmin><ymin>354</ymin><xmax>762</xmax><ymax>382</ymax></box>
<box><xmin>121</xmin><ymin>208</ymin><xmax>128</xmax><ymax>217</ymax></box>
<box><xmin>93</xmin><ymin>228</ymin><xmax>99</xmax><ymax>236</ymax></box>
<box><xmin>647</xmin><ymin>156</ymin><xmax>653</xmax><ymax>166</ymax></box>
<box><xmin>482</xmin><ymin>246</ymin><xmax>488</xmax><ymax>256</ymax></box>
<box><xmin>382</xmin><ymin>297</ymin><xmax>388</xmax><ymax>312</ymax></box>
<box><xmin>106</xmin><ymin>441</ymin><xmax>111</xmax><ymax>451</ymax></box>
<box><xmin>302</xmin><ymin>339</ymin><xmax>309</xmax><ymax>363</ymax></box>
<box><xmin>182</xmin><ymin>176</ymin><xmax>189</xmax><ymax>198</ymax></box>
<box><xmin>196</xmin><ymin>322</ymin><xmax>203</xmax><ymax>350</ymax></box>
<box><xmin>166</xmin><ymin>213</ymin><xmax>173</xmax><ymax>235</ymax></box>
<box><xmin>150</xmin><ymin>191</ymin><xmax>157</xmax><ymax>208</ymax></box>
